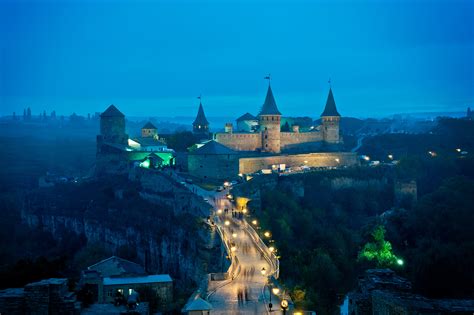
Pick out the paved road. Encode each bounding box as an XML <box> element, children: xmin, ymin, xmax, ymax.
<box><xmin>172</xmin><ymin>172</ymin><xmax>282</xmax><ymax>314</ymax></box>
<box><xmin>208</xmin><ymin>208</ymin><xmax>278</xmax><ymax>314</ymax></box>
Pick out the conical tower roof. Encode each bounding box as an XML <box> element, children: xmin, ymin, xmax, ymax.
<box><xmin>101</xmin><ymin>104</ymin><xmax>124</xmax><ymax>117</ymax></box>
<box><xmin>142</xmin><ymin>122</ymin><xmax>157</xmax><ymax>129</ymax></box>
<box><xmin>259</xmin><ymin>85</ymin><xmax>281</xmax><ymax>116</ymax></box>
<box><xmin>321</xmin><ymin>88</ymin><xmax>340</xmax><ymax>117</ymax></box>
<box><xmin>193</xmin><ymin>102</ymin><xmax>209</xmax><ymax>126</ymax></box>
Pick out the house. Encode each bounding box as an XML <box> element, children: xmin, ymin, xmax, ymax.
<box><xmin>80</xmin><ymin>256</ymin><xmax>173</xmax><ymax>306</ymax></box>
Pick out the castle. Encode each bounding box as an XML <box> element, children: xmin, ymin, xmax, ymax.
<box><xmin>96</xmin><ymin>105</ymin><xmax>175</xmax><ymax>175</ymax></box>
<box><xmin>211</xmin><ymin>84</ymin><xmax>342</xmax><ymax>153</ymax></box>
<box><xmin>188</xmin><ymin>83</ymin><xmax>359</xmax><ymax>180</ymax></box>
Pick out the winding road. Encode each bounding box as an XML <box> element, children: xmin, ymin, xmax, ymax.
<box><xmin>176</xmin><ymin>174</ymin><xmax>283</xmax><ymax>314</ymax></box>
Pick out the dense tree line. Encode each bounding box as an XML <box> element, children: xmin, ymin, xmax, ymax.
<box><xmin>255</xmin><ymin>119</ymin><xmax>474</xmax><ymax>314</ymax></box>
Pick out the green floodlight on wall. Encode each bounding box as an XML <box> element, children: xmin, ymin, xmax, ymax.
<box><xmin>140</xmin><ymin>159</ymin><xmax>151</xmax><ymax>169</ymax></box>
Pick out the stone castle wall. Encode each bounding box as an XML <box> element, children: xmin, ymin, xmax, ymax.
<box><xmin>238</xmin><ymin>152</ymin><xmax>359</xmax><ymax>174</ymax></box>
<box><xmin>215</xmin><ymin>130</ymin><xmax>325</xmax><ymax>152</ymax></box>
<box><xmin>214</xmin><ymin>132</ymin><xmax>262</xmax><ymax>151</ymax></box>
<box><xmin>280</xmin><ymin>131</ymin><xmax>323</xmax><ymax>149</ymax></box>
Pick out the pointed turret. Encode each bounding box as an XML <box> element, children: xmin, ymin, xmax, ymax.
<box><xmin>259</xmin><ymin>85</ymin><xmax>281</xmax><ymax>116</ymax></box>
<box><xmin>321</xmin><ymin>88</ymin><xmax>340</xmax><ymax>117</ymax></box>
<box><xmin>99</xmin><ymin>104</ymin><xmax>127</xmax><ymax>145</ymax></box>
<box><xmin>321</xmin><ymin>87</ymin><xmax>341</xmax><ymax>144</ymax></box>
<box><xmin>258</xmin><ymin>84</ymin><xmax>282</xmax><ymax>153</ymax></box>
<box><xmin>193</xmin><ymin>102</ymin><xmax>210</xmax><ymax>135</ymax></box>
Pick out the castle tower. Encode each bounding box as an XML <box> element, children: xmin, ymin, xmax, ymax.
<box><xmin>192</xmin><ymin>101</ymin><xmax>210</xmax><ymax>135</ymax></box>
<box><xmin>321</xmin><ymin>87</ymin><xmax>341</xmax><ymax>144</ymax></box>
<box><xmin>259</xmin><ymin>84</ymin><xmax>282</xmax><ymax>153</ymax></box>
<box><xmin>99</xmin><ymin>104</ymin><xmax>128</xmax><ymax>145</ymax></box>
<box><xmin>142</xmin><ymin>122</ymin><xmax>158</xmax><ymax>139</ymax></box>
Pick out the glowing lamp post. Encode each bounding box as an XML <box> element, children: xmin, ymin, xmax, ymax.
<box><xmin>264</xmin><ymin>231</ymin><xmax>271</xmax><ymax>238</ymax></box>
<box><xmin>252</xmin><ymin>220</ymin><xmax>258</xmax><ymax>226</ymax></box>
<box><xmin>280</xmin><ymin>299</ymin><xmax>289</xmax><ymax>314</ymax></box>
<box><xmin>224</xmin><ymin>220</ymin><xmax>230</xmax><ymax>226</ymax></box>
<box><xmin>268</xmin><ymin>286</ymin><xmax>280</xmax><ymax>312</ymax></box>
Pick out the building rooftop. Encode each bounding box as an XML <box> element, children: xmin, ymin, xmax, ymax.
<box><xmin>142</xmin><ymin>122</ymin><xmax>157</xmax><ymax>129</ymax></box>
<box><xmin>132</xmin><ymin>137</ymin><xmax>167</xmax><ymax>146</ymax></box>
<box><xmin>236</xmin><ymin>112</ymin><xmax>257</xmax><ymax>122</ymax></box>
<box><xmin>193</xmin><ymin>102</ymin><xmax>209</xmax><ymax>126</ymax></box>
<box><xmin>259</xmin><ymin>85</ymin><xmax>281</xmax><ymax>116</ymax></box>
<box><xmin>191</xmin><ymin>140</ymin><xmax>237</xmax><ymax>155</ymax></box>
<box><xmin>183</xmin><ymin>297</ymin><xmax>213</xmax><ymax>311</ymax></box>
<box><xmin>321</xmin><ymin>87</ymin><xmax>341</xmax><ymax>117</ymax></box>
<box><xmin>88</xmin><ymin>256</ymin><xmax>146</xmax><ymax>278</ymax></box>
<box><xmin>103</xmin><ymin>274</ymin><xmax>172</xmax><ymax>286</ymax></box>
<box><xmin>100</xmin><ymin>105</ymin><xmax>125</xmax><ymax>118</ymax></box>
<box><xmin>146</xmin><ymin>152</ymin><xmax>165</xmax><ymax>161</ymax></box>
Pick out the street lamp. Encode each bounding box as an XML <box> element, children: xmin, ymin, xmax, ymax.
<box><xmin>388</xmin><ymin>154</ymin><xmax>394</xmax><ymax>160</ymax></box>
<box><xmin>397</xmin><ymin>258</ymin><xmax>404</xmax><ymax>266</ymax></box>
<box><xmin>224</xmin><ymin>220</ymin><xmax>230</xmax><ymax>226</ymax></box>
<box><xmin>232</xmin><ymin>233</ymin><xmax>238</xmax><ymax>238</ymax></box>
<box><xmin>268</xmin><ymin>284</ymin><xmax>280</xmax><ymax>312</ymax></box>
<box><xmin>264</xmin><ymin>231</ymin><xmax>271</xmax><ymax>238</ymax></box>
<box><xmin>252</xmin><ymin>220</ymin><xmax>258</xmax><ymax>226</ymax></box>
<box><xmin>280</xmin><ymin>299</ymin><xmax>289</xmax><ymax>314</ymax></box>
<box><xmin>269</xmin><ymin>246</ymin><xmax>275</xmax><ymax>253</ymax></box>
<box><xmin>217</xmin><ymin>209</ymin><xmax>223</xmax><ymax>215</ymax></box>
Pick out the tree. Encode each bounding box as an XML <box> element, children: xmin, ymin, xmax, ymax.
<box><xmin>358</xmin><ymin>225</ymin><xmax>401</xmax><ymax>268</ymax></box>
<box><xmin>281</xmin><ymin>121</ymin><xmax>290</xmax><ymax>132</ymax></box>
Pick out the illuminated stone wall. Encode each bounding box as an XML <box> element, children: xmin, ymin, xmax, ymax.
<box><xmin>214</xmin><ymin>132</ymin><xmax>262</xmax><ymax>151</ymax></box>
<box><xmin>238</xmin><ymin>152</ymin><xmax>359</xmax><ymax>174</ymax></box>
<box><xmin>280</xmin><ymin>131</ymin><xmax>323</xmax><ymax>149</ymax></box>
<box><xmin>215</xmin><ymin>130</ymin><xmax>326</xmax><ymax>152</ymax></box>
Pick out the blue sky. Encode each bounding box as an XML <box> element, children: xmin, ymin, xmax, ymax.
<box><xmin>1</xmin><ymin>0</ymin><xmax>473</xmax><ymax>119</ymax></box>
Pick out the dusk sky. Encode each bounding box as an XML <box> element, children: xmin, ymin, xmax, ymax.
<box><xmin>1</xmin><ymin>0</ymin><xmax>473</xmax><ymax>119</ymax></box>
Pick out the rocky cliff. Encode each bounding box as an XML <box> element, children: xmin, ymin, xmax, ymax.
<box><xmin>21</xmin><ymin>171</ymin><xmax>224</xmax><ymax>290</ymax></box>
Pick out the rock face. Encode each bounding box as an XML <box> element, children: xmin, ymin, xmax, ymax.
<box><xmin>348</xmin><ymin>269</ymin><xmax>474</xmax><ymax>315</ymax></box>
<box><xmin>21</xmin><ymin>170</ymin><xmax>224</xmax><ymax>289</ymax></box>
